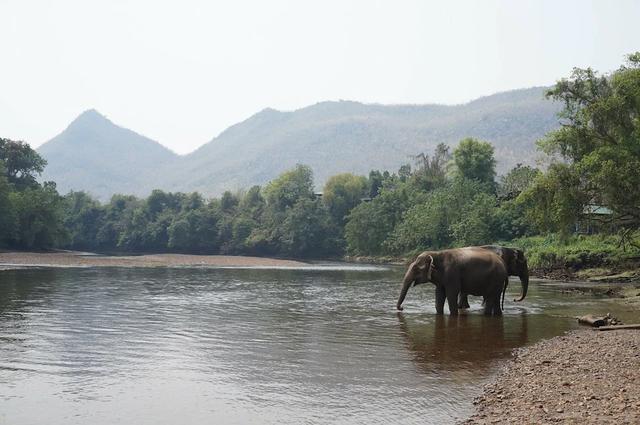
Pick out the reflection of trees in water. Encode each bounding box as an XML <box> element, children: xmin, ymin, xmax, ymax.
<box><xmin>0</xmin><ymin>269</ymin><xmax>60</xmax><ymax>316</ymax></box>
<box><xmin>0</xmin><ymin>269</ymin><xmax>61</xmax><ymax>357</ymax></box>
<box><xmin>396</xmin><ymin>313</ymin><xmax>529</xmax><ymax>374</ymax></box>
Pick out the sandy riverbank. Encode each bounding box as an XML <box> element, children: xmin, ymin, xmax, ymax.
<box><xmin>0</xmin><ymin>251</ymin><xmax>308</xmax><ymax>269</ymax></box>
<box><xmin>464</xmin><ymin>329</ymin><xmax>640</xmax><ymax>424</ymax></box>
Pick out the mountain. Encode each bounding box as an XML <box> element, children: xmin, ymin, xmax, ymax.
<box><xmin>38</xmin><ymin>109</ymin><xmax>178</xmax><ymax>199</ymax></box>
<box><xmin>160</xmin><ymin>87</ymin><xmax>560</xmax><ymax>195</ymax></box>
<box><xmin>38</xmin><ymin>87</ymin><xmax>561</xmax><ymax>199</ymax></box>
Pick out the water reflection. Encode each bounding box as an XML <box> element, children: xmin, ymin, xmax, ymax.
<box><xmin>397</xmin><ymin>313</ymin><xmax>529</xmax><ymax>372</ymax></box>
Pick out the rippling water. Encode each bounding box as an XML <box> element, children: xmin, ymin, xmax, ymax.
<box><xmin>0</xmin><ymin>266</ymin><xmax>637</xmax><ymax>424</ymax></box>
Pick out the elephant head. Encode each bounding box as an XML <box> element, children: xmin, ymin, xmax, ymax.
<box><xmin>493</xmin><ymin>246</ymin><xmax>529</xmax><ymax>302</ymax></box>
<box><xmin>396</xmin><ymin>252</ymin><xmax>435</xmax><ymax>311</ymax></box>
<box><xmin>478</xmin><ymin>245</ymin><xmax>529</xmax><ymax>302</ymax></box>
<box><xmin>509</xmin><ymin>249</ymin><xmax>529</xmax><ymax>302</ymax></box>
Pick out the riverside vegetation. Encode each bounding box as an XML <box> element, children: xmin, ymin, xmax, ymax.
<box><xmin>1</xmin><ymin>54</ymin><xmax>639</xmax><ymax>276</ymax></box>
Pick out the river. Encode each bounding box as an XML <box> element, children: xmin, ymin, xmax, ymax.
<box><xmin>0</xmin><ymin>265</ymin><xmax>637</xmax><ymax>424</ymax></box>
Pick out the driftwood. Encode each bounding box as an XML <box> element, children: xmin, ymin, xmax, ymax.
<box><xmin>596</xmin><ymin>324</ymin><xmax>640</xmax><ymax>331</ymax></box>
<box><xmin>578</xmin><ymin>315</ymin><xmax>607</xmax><ymax>327</ymax></box>
<box><xmin>577</xmin><ymin>313</ymin><xmax>624</xmax><ymax>328</ymax></box>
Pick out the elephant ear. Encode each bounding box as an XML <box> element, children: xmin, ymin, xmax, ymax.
<box><xmin>412</xmin><ymin>254</ymin><xmax>434</xmax><ymax>284</ymax></box>
<box><xmin>414</xmin><ymin>253</ymin><xmax>432</xmax><ymax>270</ymax></box>
<box><xmin>516</xmin><ymin>249</ymin><xmax>526</xmax><ymax>264</ymax></box>
<box><xmin>509</xmin><ymin>250</ymin><xmax>519</xmax><ymax>270</ymax></box>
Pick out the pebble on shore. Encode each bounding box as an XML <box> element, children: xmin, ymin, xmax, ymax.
<box><xmin>464</xmin><ymin>329</ymin><xmax>640</xmax><ymax>424</ymax></box>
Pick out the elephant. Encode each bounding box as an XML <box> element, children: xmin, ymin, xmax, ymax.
<box><xmin>396</xmin><ymin>247</ymin><xmax>508</xmax><ymax>316</ymax></box>
<box><xmin>457</xmin><ymin>245</ymin><xmax>529</xmax><ymax>310</ymax></box>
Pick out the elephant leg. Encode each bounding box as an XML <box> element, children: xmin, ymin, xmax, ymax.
<box><xmin>458</xmin><ymin>293</ymin><xmax>470</xmax><ymax>309</ymax></box>
<box><xmin>493</xmin><ymin>294</ymin><xmax>503</xmax><ymax>316</ymax></box>
<box><xmin>447</xmin><ymin>291</ymin><xmax>459</xmax><ymax>316</ymax></box>
<box><xmin>483</xmin><ymin>296</ymin><xmax>494</xmax><ymax>316</ymax></box>
<box><xmin>435</xmin><ymin>286</ymin><xmax>446</xmax><ymax>315</ymax></box>
<box><xmin>484</xmin><ymin>294</ymin><xmax>502</xmax><ymax>316</ymax></box>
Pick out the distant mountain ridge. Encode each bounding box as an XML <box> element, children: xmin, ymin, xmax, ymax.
<box><xmin>37</xmin><ymin>87</ymin><xmax>561</xmax><ymax>200</ymax></box>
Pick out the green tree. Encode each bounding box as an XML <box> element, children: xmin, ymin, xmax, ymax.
<box><xmin>409</xmin><ymin>143</ymin><xmax>451</xmax><ymax>192</ymax></box>
<box><xmin>451</xmin><ymin>138</ymin><xmax>497</xmax><ymax>189</ymax></box>
<box><xmin>0</xmin><ymin>161</ymin><xmax>16</xmax><ymax>245</ymax></box>
<box><xmin>367</xmin><ymin>170</ymin><xmax>384</xmax><ymax>198</ymax></box>
<box><xmin>264</xmin><ymin>164</ymin><xmax>314</xmax><ymax>211</ymax></box>
<box><xmin>345</xmin><ymin>183</ymin><xmax>424</xmax><ymax>255</ymax></box>
<box><xmin>168</xmin><ymin>206</ymin><xmax>220</xmax><ymax>253</ymax></box>
<box><xmin>0</xmin><ymin>138</ymin><xmax>47</xmax><ymax>189</ymax></box>
<box><xmin>322</xmin><ymin>173</ymin><xmax>368</xmax><ymax>227</ymax></box>
<box><xmin>538</xmin><ymin>52</ymin><xmax>640</xmax><ymax>226</ymax></box>
<box><xmin>498</xmin><ymin>164</ymin><xmax>541</xmax><ymax>200</ymax></box>
<box><xmin>63</xmin><ymin>191</ymin><xmax>104</xmax><ymax>250</ymax></box>
<box><xmin>518</xmin><ymin>163</ymin><xmax>588</xmax><ymax>234</ymax></box>
<box><xmin>220</xmin><ymin>191</ymin><xmax>239</xmax><ymax>213</ymax></box>
<box><xmin>96</xmin><ymin>195</ymin><xmax>142</xmax><ymax>249</ymax></box>
<box><xmin>386</xmin><ymin>179</ymin><xmax>496</xmax><ymax>253</ymax></box>
<box><xmin>11</xmin><ymin>182</ymin><xmax>67</xmax><ymax>249</ymax></box>
<box><xmin>449</xmin><ymin>192</ymin><xmax>498</xmax><ymax>246</ymax></box>
<box><xmin>278</xmin><ymin>198</ymin><xmax>337</xmax><ymax>257</ymax></box>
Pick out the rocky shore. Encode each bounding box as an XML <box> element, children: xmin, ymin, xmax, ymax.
<box><xmin>464</xmin><ymin>329</ymin><xmax>640</xmax><ymax>424</ymax></box>
<box><xmin>0</xmin><ymin>251</ymin><xmax>308</xmax><ymax>269</ymax></box>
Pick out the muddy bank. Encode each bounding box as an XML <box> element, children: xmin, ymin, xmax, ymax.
<box><xmin>531</xmin><ymin>264</ymin><xmax>640</xmax><ymax>284</ymax></box>
<box><xmin>0</xmin><ymin>251</ymin><xmax>308</xmax><ymax>269</ymax></box>
<box><xmin>463</xmin><ymin>329</ymin><xmax>640</xmax><ymax>424</ymax></box>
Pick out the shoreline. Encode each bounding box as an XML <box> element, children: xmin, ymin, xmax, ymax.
<box><xmin>345</xmin><ymin>255</ymin><xmax>640</xmax><ymax>285</ymax></box>
<box><xmin>0</xmin><ymin>250</ymin><xmax>309</xmax><ymax>269</ymax></box>
<box><xmin>463</xmin><ymin>329</ymin><xmax>640</xmax><ymax>424</ymax></box>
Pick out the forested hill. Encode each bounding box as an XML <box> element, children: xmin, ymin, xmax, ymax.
<box><xmin>38</xmin><ymin>109</ymin><xmax>178</xmax><ymax>198</ymax></box>
<box><xmin>38</xmin><ymin>87</ymin><xmax>561</xmax><ymax>199</ymax></box>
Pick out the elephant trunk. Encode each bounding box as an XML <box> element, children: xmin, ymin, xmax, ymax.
<box><xmin>514</xmin><ymin>267</ymin><xmax>529</xmax><ymax>302</ymax></box>
<box><xmin>396</xmin><ymin>270</ymin><xmax>414</xmax><ymax>311</ymax></box>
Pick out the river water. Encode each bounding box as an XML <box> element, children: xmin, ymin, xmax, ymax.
<box><xmin>0</xmin><ymin>265</ymin><xmax>637</xmax><ymax>424</ymax></box>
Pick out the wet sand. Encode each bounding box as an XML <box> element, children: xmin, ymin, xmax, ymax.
<box><xmin>464</xmin><ymin>329</ymin><xmax>640</xmax><ymax>424</ymax></box>
<box><xmin>0</xmin><ymin>251</ymin><xmax>308</xmax><ymax>269</ymax></box>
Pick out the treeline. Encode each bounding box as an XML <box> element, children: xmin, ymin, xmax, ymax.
<box><xmin>0</xmin><ymin>136</ymin><xmax>540</xmax><ymax>257</ymax></box>
<box><xmin>1</xmin><ymin>52</ymin><xmax>638</xmax><ymax>258</ymax></box>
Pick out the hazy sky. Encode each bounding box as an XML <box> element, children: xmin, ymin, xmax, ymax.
<box><xmin>1</xmin><ymin>0</ymin><xmax>638</xmax><ymax>154</ymax></box>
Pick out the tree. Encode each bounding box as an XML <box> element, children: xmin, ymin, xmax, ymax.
<box><xmin>345</xmin><ymin>183</ymin><xmax>424</xmax><ymax>255</ymax></box>
<box><xmin>10</xmin><ymin>182</ymin><xmax>67</xmax><ymax>249</ymax></box>
<box><xmin>63</xmin><ymin>191</ymin><xmax>104</xmax><ymax>250</ymax></box>
<box><xmin>0</xmin><ymin>138</ymin><xmax>47</xmax><ymax>189</ymax></box>
<box><xmin>518</xmin><ymin>163</ymin><xmax>588</xmax><ymax>234</ymax></box>
<box><xmin>538</xmin><ymin>52</ymin><xmax>640</xmax><ymax>227</ymax></box>
<box><xmin>367</xmin><ymin>170</ymin><xmax>384</xmax><ymax>198</ymax></box>
<box><xmin>409</xmin><ymin>143</ymin><xmax>451</xmax><ymax>191</ymax></box>
<box><xmin>278</xmin><ymin>198</ymin><xmax>337</xmax><ymax>257</ymax></box>
<box><xmin>498</xmin><ymin>164</ymin><xmax>541</xmax><ymax>200</ymax></box>
<box><xmin>0</xmin><ymin>161</ymin><xmax>16</xmax><ymax>245</ymax></box>
<box><xmin>264</xmin><ymin>164</ymin><xmax>314</xmax><ymax>211</ymax></box>
<box><xmin>398</xmin><ymin>164</ymin><xmax>412</xmax><ymax>182</ymax></box>
<box><xmin>449</xmin><ymin>192</ymin><xmax>498</xmax><ymax>246</ymax></box>
<box><xmin>451</xmin><ymin>138</ymin><xmax>497</xmax><ymax>189</ymax></box>
<box><xmin>96</xmin><ymin>195</ymin><xmax>142</xmax><ymax>249</ymax></box>
<box><xmin>220</xmin><ymin>191</ymin><xmax>239</xmax><ymax>212</ymax></box>
<box><xmin>168</xmin><ymin>206</ymin><xmax>220</xmax><ymax>253</ymax></box>
<box><xmin>322</xmin><ymin>173</ymin><xmax>368</xmax><ymax>227</ymax></box>
<box><xmin>386</xmin><ymin>179</ymin><xmax>496</xmax><ymax>253</ymax></box>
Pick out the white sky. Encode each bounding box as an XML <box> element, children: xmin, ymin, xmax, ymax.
<box><xmin>1</xmin><ymin>0</ymin><xmax>638</xmax><ymax>154</ymax></box>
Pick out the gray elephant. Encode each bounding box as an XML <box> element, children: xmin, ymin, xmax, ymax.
<box><xmin>396</xmin><ymin>247</ymin><xmax>507</xmax><ymax>316</ymax></box>
<box><xmin>458</xmin><ymin>245</ymin><xmax>529</xmax><ymax>309</ymax></box>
